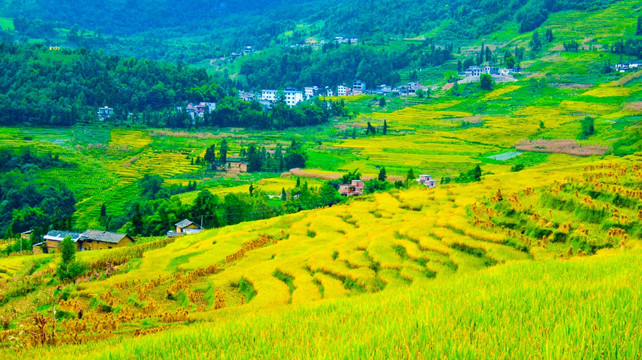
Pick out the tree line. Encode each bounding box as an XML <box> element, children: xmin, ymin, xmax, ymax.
<box><xmin>1</xmin><ymin>147</ymin><xmax>76</xmax><ymax>252</ymax></box>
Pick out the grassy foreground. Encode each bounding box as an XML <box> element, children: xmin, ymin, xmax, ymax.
<box><xmin>14</xmin><ymin>246</ymin><xmax>641</xmax><ymax>359</ymax></box>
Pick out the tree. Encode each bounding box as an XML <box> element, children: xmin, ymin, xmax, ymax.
<box><xmin>281</xmin><ymin>187</ymin><xmax>287</xmax><ymax>201</ymax></box>
<box><xmin>139</xmin><ymin>175</ymin><xmax>164</xmax><ymax>200</ymax></box>
<box><xmin>506</xmin><ymin>56</ymin><xmax>516</xmax><ymax>69</ymax></box>
<box><xmin>580</xmin><ymin>116</ymin><xmax>595</xmax><ymax>139</ymax></box>
<box><xmin>485</xmin><ymin>46</ymin><xmax>492</xmax><ymax>63</ymax></box>
<box><xmin>405</xmin><ymin>168</ymin><xmax>415</xmax><ymax>186</ymax></box>
<box><xmin>366</xmin><ymin>122</ymin><xmax>377</xmax><ymax>135</ymax></box>
<box><xmin>378</xmin><ymin>167</ymin><xmax>387</xmax><ymax>182</ymax></box>
<box><xmin>284</xmin><ymin>140</ymin><xmax>307</xmax><ymax>170</ymax></box>
<box><xmin>131</xmin><ymin>202</ymin><xmax>144</xmax><ymax>235</ymax></box>
<box><xmin>57</xmin><ymin>236</ymin><xmax>86</xmax><ymax>282</ymax></box>
<box><xmin>637</xmin><ymin>16</ymin><xmax>642</xmax><ymax>36</ymax></box>
<box><xmin>249</xmin><ymin>184</ymin><xmax>255</xmax><ymax>197</ymax></box>
<box><xmin>219</xmin><ymin>139</ymin><xmax>228</xmax><ymax>164</ymax></box>
<box><xmin>472</xmin><ymin>164</ymin><xmax>482</xmax><ymax>182</ymax></box>
<box><xmin>379</xmin><ymin>97</ymin><xmax>386</xmax><ymax>107</ymax></box>
<box><xmin>480</xmin><ymin>74</ymin><xmax>494</xmax><ymax>91</ymax></box>
<box><xmin>383</xmin><ymin>120</ymin><xmax>388</xmax><ymax>135</ymax></box>
<box><xmin>545</xmin><ymin>29</ymin><xmax>554</xmax><ymax>42</ymax></box>
<box><xmin>530</xmin><ymin>30</ymin><xmax>542</xmax><ymax>51</ymax></box>
<box><xmin>204</xmin><ymin>144</ymin><xmax>217</xmax><ymax>169</ymax></box>
<box><xmin>416</xmin><ymin>88</ymin><xmax>424</xmax><ymax>98</ymax></box>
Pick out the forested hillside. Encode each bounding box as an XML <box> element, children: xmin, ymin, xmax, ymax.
<box><xmin>0</xmin><ymin>0</ymin><xmax>622</xmax><ymax>61</ymax></box>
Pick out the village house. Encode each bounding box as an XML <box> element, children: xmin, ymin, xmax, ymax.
<box><xmin>337</xmin><ymin>85</ymin><xmax>349</xmax><ymax>96</ymax></box>
<box><xmin>42</xmin><ymin>230</ymin><xmax>83</xmax><ymax>252</ymax></box>
<box><xmin>483</xmin><ymin>66</ymin><xmax>499</xmax><ymax>75</ymax></box>
<box><xmin>97</xmin><ymin>106</ymin><xmax>114</xmax><ymax>121</ymax></box>
<box><xmin>238</xmin><ymin>90</ymin><xmax>256</xmax><ymax>102</ymax></box>
<box><xmin>464</xmin><ymin>66</ymin><xmax>483</xmax><ymax>77</ymax></box>
<box><xmin>339</xmin><ymin>180</ymin><xmax>365</xmax><ymax>196</ymax></box>
<box><xmin>261</xmin><ymin>88</ymin><xmax>304</xmax><ymax>107</ymax></box>
<box><xmin>78</xmin><ymin>230</ymin><xmax>135</xmax><ymax>251</ymax></box>
<box><xmin>375</xmin><ymin>84</ymin><xmax>392</xmax><ymax>95</ymax></box>
<box><xmin>417</xmin><ymin>174</ymin><xmax>437</xmax><ymax>188</ymax></box>
<box><xmin>185</xmin><ymin>102</ymin><xmax>217</xmax><ymax>119</ymax></box>
<box><xmin>261</xmin><ymin>89</ymin><xmax>278</xmax><ymax>102</ymax></box>
<box><xmin>614</xmin><ymin>62</ymin><xmax>640</xmax><ymax>73</ymax></box>
<box><xmin>352</xmin><ymin>80</ymin><xmax>366</xmax><ymax>95</ymax></box>
<box><xmin>305</xmin><ymin>86</ymin><xmax>319</xmax><ymax>100</ymax></box>
<box><xmin>226</xmin><ymin>157</ymin><xmax>248</xmax><ymax>172</ymax></box>
<box><xmin>284</xmin><ymin>88</ymin><xmax>304</xmax><ymax>107</ymax></box>
<box><xmin>167</xmin><ymin>219</ymin><xmax>203</xmax><ymax>237</ymax></box>
<box><xmin>21</xmin><ymin>230</ymin><xmax>32</xmax><ymax>240</ymax></box>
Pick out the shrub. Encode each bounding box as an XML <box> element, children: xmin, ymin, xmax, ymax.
<box><xmin>551</xmin><ymin>231</ymin><xmax>568</xmax><ymax>243</ymax></box>
<box><xmin>55</xmin><ymin>310</ymin><xmax>76</xmax><ymax>321</ymax></box>
<box><xmin>237</xmin><ymin>278</ymin><xmax>256</xmax><ymax>303</ymax></box>
<box><xmin>510</xmin><ymin>164</ymin><xmax>525</xmax><ymax>172</ymax></box>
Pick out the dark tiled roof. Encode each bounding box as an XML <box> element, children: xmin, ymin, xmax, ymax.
<box><xmin>175</xmin><ymin>219</ymin><xmax>195</xmax><ymax>229</ymax></box>
<box><xmin>79</xmin><ymin>230</ymin><xmax>130</xmax><ymax>244</ymax></box>
<box><xmin>226</xmin><ymin>157</ymin><xmax>244</xmax><ymax>163</ymax></box>
<box><xmin>44</xmin><ymin>230</ymin><xmax>82</xmax><ymax>242</ymax></box>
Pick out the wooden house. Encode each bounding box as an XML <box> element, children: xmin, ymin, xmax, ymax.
<box><xmin>226</xmin><ymin>157</ymin><xmax>248</xmax><ymax>172</ymax></box>
<box><xmin>32</xmin><ymin>242</ymin><xmax>44</xmax><ymax>255</ymax></box>
<box><xmin>77</xmin><ymin>230</ymin><xmax>135</xmax><ymax>251</ymax></box>
<box><xmin>173</xmin><ymin>219</ymin><xmax>203</xmax><ymax>235</ymax></box>
<box><xmin>20</xmin><ymin>230</ymin><xmax>33</xmax><ymax>240</ymax></box>
<box><xmin>43</xmin><ymin>230</ymin><xmax>83</xmax><ymax>252</ymax></box>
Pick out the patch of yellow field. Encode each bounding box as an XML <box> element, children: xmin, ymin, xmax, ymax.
<box><xmin>109</xmin><ymin>129</ymin><xmax>152</xmax><ymax>149</ymax></box>
<box><xmin>368</xmin><ymin>106</ymin><xmax>473</xmax><ymax>130</ymax></box>
<box><xmin>484</xmin><ymin>85</ymin><xmax>521</xmax><ymax>100</ymax></box>
<box><xmin>558</xmin><ymin>100</ymin><xmax>618</xmax><ymax>115</ymax></box>
<box><xmin>582</xmin><ymin>86</ymin><xmax>632</xmax><ymax>98</ymax></box>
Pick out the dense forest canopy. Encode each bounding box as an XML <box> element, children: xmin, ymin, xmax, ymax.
<box><xmin>0</xmin><ymin>0</ymin><xmax>620</xmax><ymax>61</ymax></box>
<box><xmin>0</xmin><ymin>41</ymin><xmax>338</xmax><ymax>128</ymax></box>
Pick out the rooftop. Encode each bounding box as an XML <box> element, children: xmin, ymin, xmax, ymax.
<box><xmin>44</xmin><ymin>230</ymin><xmax>82</xmax><ymax>242</ymax></box>
<box><xmin>79</xmin><ymin>230</ymin><xmax>130</xmax><ymax>244</ymax></box>
<box><xmin>175</xmin><ymin>219</ymin><xmax>202</xmax><ymax>229</ymax></box>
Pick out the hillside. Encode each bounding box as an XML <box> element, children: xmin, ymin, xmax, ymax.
<box><xmin>0</xmin><ymin>153</ymin><xmax>640</xmax><ymax>358</ymax></box>
<box><xmin>0</xmin><ymin>0</ymin><xmax>642</xmax><ymax>358</ymax></box>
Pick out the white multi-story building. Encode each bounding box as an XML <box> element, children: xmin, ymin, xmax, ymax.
<box><xmin>337</xmin><ymin>85</ymin><xmax>348</xmax><ymax>96</ymax></box>
<box><xmin>261</xmin><ymin>90</ymin><xmax>278</xmax><ymax>102</ymax></box>
<box><xmin>304</xmin><ymin>86</ymin><xmax>319</xmax><ymax>100</ymax></box>
<box><xmin>284</xmin><ymin>88</ymin><xmax>304</xmax><ymax>107</ymax></box>
<box><xmin>97</xmin><ymin>106</ymin><xmax>114</xmax><ymax>121</ymax></box>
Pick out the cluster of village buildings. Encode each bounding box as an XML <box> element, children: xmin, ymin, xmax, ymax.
<box><xmin>225</xmin><ymin>37</ymin><xmax>359</xmax><ymax>62</ymax></box>
<box><xmin>338</xmin><ymin>175</ymin><xmax>437</xmax><ymax>197</ymax></box>
<box><xmin>237</xmin><ymin>80</ymin><xmax>433</xmax><ymax>109</ymax></box>
<box><xmin>25</xmin><ymin>219</ymin><xmax>204</xmax><ymax>255</ymax></box>
<box><xmin>21</xmin><ymin>174</ymin><xmax>439</xmax><ymax>256</ymax></box>
<box><xmin>613</xmin><ymin>61</ymin><xmax>641</xmax><ymax>73</ymax></box>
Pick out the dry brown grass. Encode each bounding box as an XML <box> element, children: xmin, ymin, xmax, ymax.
<box><xmin>549</xmin><ymin>83</ymin><xmax>592</xmax><ymax>89</ymax></box>
<box><xmin>515</xmin><ymin>139</ymin><xmax>607</xmax><ymax>156</ymax></box>
<box><xmin>623</xmin><ymin>102</ymin><xmax>642</xmax><ymax>111</ymax></box>
<box><xmin>150</xmin><ymin>130</ymin><xmax>219</xmax><ymax>139</ymax></box>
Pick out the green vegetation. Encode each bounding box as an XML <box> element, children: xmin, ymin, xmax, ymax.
<box><xmin>1</xmin><ymin>0</ymin><xmax>642</xmax><ymax>358</ymax></box>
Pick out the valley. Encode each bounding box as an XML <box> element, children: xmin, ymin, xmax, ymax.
<box><xmin>0</xmin><ymin>0</ymin><xmax>641</xmax><ymax>358</ymax></box>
